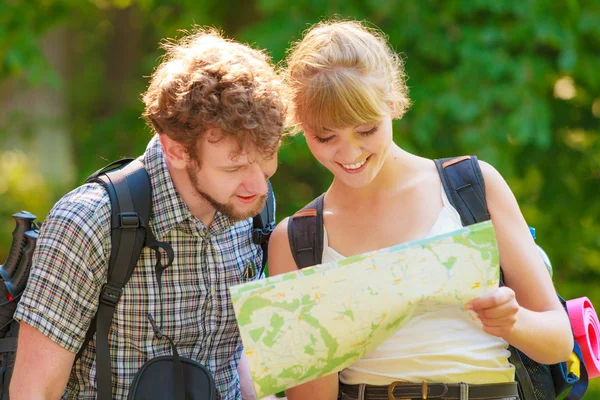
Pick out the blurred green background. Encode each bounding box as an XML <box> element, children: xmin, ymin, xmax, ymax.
<box><xmin>1</xmin><ymin>0</ymin><xmax>599</xmax><ymax>396</ymax></box>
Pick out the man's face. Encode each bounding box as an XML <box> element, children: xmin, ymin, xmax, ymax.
<box><xmin>186</xmin><ymin>133</ymin><xmax>278</xmax><ymax>222</ymax></box>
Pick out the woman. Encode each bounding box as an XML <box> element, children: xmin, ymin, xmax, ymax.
<box><xmin>268</xmin><ymin>20</ymin><xmax>573</xmax><ymax>400</ymax></box>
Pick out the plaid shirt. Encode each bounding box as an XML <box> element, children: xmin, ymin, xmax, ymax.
<box><xmin>14</xmin><ymin>136</ymin><xmax>265</xmax><ymax>399</ymax></box>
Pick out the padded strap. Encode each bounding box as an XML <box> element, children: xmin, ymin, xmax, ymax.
<box><xmin>287</xmin><ymin>194</ymin><xmax>325</xmax><ymax>269</ymax></box>
<box><xmin>0</xmin><ymin>337</ymin><xmax>17</xmax><ymax>353</ymax></box>
<box><xmin>82</xmin><ymin>159</ymin><xmax>152</xmax><ymax>400</ymax></box>
<box><xmin>434</xmin><ymin>156</ymin><xmax>489</xmax><ymax>225</ymax></box>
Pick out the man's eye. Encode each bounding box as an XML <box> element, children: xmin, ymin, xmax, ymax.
<box><xmin>314</xmin><ymin>135</ymin><xmax>333</xmax><ymax>144</ymax></box>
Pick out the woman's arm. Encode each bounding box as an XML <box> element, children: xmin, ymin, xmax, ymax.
<box><xmin>267</xmin><ymin>218</ymin><xmax>339</xmax><ymax>400</ymax></box>
<box><xmin>468</xmin><ymin>161</ymin><xmax>573</xmax><ymax>364</ymax></box>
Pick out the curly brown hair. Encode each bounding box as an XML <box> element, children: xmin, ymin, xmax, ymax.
<box><xmin>142</xmin><ymin>27</ymin><xmax>287</xmax><ymax>160</ymax></box>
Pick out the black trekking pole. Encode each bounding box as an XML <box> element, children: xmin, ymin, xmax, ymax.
<box><xmin>0</xmin><ymin>211</ymin><xmax>38</xmax><ymax>337</ymax></box>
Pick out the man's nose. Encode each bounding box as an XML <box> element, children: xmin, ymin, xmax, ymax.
<box><xmin>243</xmin><ymin>164</ymin><xmax>269</xmax><ymax>195</ymax></box>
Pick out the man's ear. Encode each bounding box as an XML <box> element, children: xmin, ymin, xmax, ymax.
<box><xmin>159</xmin><ymin>134</ymin><xmax>189</xmax><ymax>170</ymax></box>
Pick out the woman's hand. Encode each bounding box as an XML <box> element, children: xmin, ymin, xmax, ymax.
<box><xmin>467</xmin><ymin>286</ymin><xmax>520</xmax><ymax>339</ymax></box>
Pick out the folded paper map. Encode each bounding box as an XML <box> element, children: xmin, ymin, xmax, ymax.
<box><xmin>230</xmin><ymin>221</ymin><xmax>500</xmax><ymax>398</ymax></box>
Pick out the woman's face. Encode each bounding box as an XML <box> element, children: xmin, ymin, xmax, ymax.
<box><xmin>302</xmin><ymin>115</ymin><xmax>394</xmax><ymax>189</ymax></box>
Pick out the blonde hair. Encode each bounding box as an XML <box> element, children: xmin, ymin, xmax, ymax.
<box><xmin>142</xmin><ymin>27</ymin><xmax>287</xmax><ymax>159</ymax></box>
<box><xmin>284</xmin><ymin>20</ymin><xmax>410</xmax><ymax>133</ymax></box>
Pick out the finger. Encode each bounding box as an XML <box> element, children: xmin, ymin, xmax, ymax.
<box><xmin>475</xmin><ymin>300</ymin><xmax>520</xmax><ymax>320</ymax></box>
<box><xmin>479</xmin><ymin>313</ymin><xmax>518</xmax><ymax>328</ymax></box>
<box><xmin>468</xmin><ymin>287</ymin><xmax>515</xmax><ymax>311</ymax></box>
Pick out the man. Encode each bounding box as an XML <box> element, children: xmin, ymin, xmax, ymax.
<box><xmin>10</xmin><ymin>28</ymin><xmax>287</xmax><ymax>399</ymax></box>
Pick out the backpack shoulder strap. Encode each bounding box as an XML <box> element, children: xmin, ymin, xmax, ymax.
<box><xmin>252</xmin><ymin>180</ymin><xmax>275</xmax><ymax>277</ymax></box>
<box><xmin>287</xmin><ymin>193</ymin><xmax>325</xmax><ymax>270</ymax></box>
<box><xmin>434</xmin><ymin>156</ymin><xmax>490</xmax><ymax>225</ymax></box>
<box><xmin>84</xmin><ymin>158</ymin><xmax>152</xmax><ymax>400</ymax></box>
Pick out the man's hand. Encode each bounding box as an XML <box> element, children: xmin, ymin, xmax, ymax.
<box><xmin>467</xmin><ymin>286</ymin><xmax>520</xmax><ymax>339</ymax></box>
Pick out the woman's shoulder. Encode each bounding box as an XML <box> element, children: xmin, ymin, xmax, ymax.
<box><xmin>270</xmin><ymin>216</ymin><xmax>291</xmax><ymax>244</ymax></box>
<box><xmin>477</xmin><ymin>158</ymin><xmax>504</xmax><ymax>181</ymax></box>
<box><xmin>268</xmin><ymin>216</ymin><xmax>297</xmax><ymax>275</ymax></box>
<box><xmin>473</xmin><ymin>159</ymin><xmax>514</xmax><ymax>208</ymax></box>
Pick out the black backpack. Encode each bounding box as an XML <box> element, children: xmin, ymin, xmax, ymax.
<box><xmin>0</xmin><ymin>157</ymin><xmax>276</xmax><ymax>400</ymax></box>
<box><xmin>287</xmin><ymin>155</ymin><xmax>588</xmax><ymax>400</ymax></box>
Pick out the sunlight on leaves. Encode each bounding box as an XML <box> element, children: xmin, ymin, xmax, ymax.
<box><xmin>553</xmin><ymin>76</ymin><xmax>577</xmax><ymax>100</ymax></box>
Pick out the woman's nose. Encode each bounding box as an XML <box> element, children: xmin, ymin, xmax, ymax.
<box><xmin>337</xmin><ymin>138</ymin><xmax>363</xmax><ymax>162</ymax></box>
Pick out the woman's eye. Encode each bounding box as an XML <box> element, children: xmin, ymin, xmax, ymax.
<box><xmin>314</xmin><ymin>135</ymin><xmax>334</xmax><ymax>144</ymax></box>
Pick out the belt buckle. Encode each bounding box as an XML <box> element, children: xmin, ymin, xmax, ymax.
<box><xmin>387</xmin><ymin>380</ymin><xmax>428</xmax><ymax>400</ymax></box>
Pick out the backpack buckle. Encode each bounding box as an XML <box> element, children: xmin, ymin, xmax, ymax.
<box><xmin>119</xmin><ymin>212</ymin><xmax>140</xmax><ymax>229</ymax></box>
<box><xmin>100</xmin><ymin>282</ymin><xmax>122</xmax><ymax>307</ymax></box>
<box><xmin>252</xmin><ymin>226</ymin><xmax>274</xmax><ymax>245</ymax></box>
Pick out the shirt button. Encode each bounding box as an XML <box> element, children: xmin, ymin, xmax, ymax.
<box><xmin>210</xmin><ymin>289</ymin><xmax>216</xmax><ymax>296</ymax></box>
<box><xmin>206</xmin><ymin>336</ymin><xmax>211</xmax><ymax>345</ymax></box>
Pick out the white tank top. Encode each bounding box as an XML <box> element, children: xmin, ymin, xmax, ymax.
<box><xmin>322</xmin><ymin>187</ymin><xmax>515</xmax><ymax>385</ymax></box>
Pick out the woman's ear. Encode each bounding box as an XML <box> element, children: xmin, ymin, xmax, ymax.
<box><xmin>388</xmin><ymin>101</ymin><xmax>397</xmax><ymax>115</ymax></box>
<box><xmin>158</xmin><ymin>134</ymin><xmax>189</xmax><ymax>170</ymax></box>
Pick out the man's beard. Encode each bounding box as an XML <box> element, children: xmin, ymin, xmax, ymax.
<box><xmin>186</xmin><ymin>165</ymin><xmax>266</xmax><ymax>223</ymax></box>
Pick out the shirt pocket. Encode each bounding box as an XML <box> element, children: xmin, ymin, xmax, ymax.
<box><xmin>233</xmin><ymin>244</ymin><xmax>264</xmax><ymax>285</ymax></box>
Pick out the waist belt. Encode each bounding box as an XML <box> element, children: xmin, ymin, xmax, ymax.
<box><xmin>339</xmin><ymin>381</ymin><xmax>518</xmax><ymax>400</ymax></box>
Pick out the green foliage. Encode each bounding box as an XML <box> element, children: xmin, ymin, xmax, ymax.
<box><xmin>0</xmin><ymin>0</ymin><xmax>73</xmax><ymax>86</ymax></box>
<box><xmin>1</xmin><ymin>1</ymin><xmax>599</xmax><ymax>396</ymax></box>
